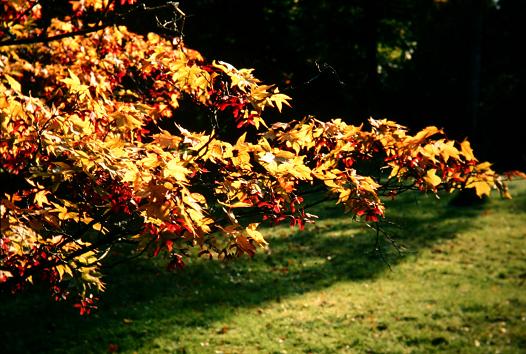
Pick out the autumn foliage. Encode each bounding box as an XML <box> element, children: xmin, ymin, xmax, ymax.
<box><xmin>0</xmin><ymin>0</ymin><xmax>517</xmax><ymax>314</ymax></box>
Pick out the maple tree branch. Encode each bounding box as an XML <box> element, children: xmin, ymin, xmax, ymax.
<box><xmin>194</xmin><ymin>130</ymin><xmax>218</xmax><ymax>160</ymax></box>
<box><xmin>2</xmin><ymin>213</ymin><xmax>144</xmax><ymax>286</ymax></box>
<box><xmin>0</xmin><ymin>25</ymin><xmax>108</xmax><ymax>47</ymax></box>
<box><xmin>2</xmin><ymin>231</ymin><xmax>123</xmax><ymax>286</ymax></box>
<box><xmin>104</xmin><ymin>238</ymin><xmax>154</xmax><ymax>269</ymax></box>
<box><xmin>372</xmin><ymin>222</ymin><xmax>393</xmax><ymax>271</ymax></box>
<box><xmin>0</xmin><ymin>1</ymin><xmax>185</xmax><ymax>48</ymax></box>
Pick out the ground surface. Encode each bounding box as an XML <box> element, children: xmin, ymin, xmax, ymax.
<box><xmin>1</xmin><ymin>181</ymin><xmax>525</xmax><ymax>353</ymax></box>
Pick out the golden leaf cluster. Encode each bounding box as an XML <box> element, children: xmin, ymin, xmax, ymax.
<box><xmin>0</xmin><ymin>0</ymin><xmax>519</xmax><ymax>308</ymax></box>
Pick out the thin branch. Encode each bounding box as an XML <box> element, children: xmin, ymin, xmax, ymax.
<box><xmin>104</xmin><ymin>238</ymin><xmax>155</xmax><ymax>269</ymax></box>
<box><xmin>373</xmin><ymin>222</ymin><xmax>392</xmax><ymax>271</ymax></box>
<box><xmin>194</xmin><ymin>130</ymin><xmax>218</xmax><ymax>160</ymax></box>
<box><xmin>0</xmin><ymin>25</ymin><xmax>108</xmax><ymax>47</ymax></box>
<box><xmin>1</xmin><ymin>1</ymin><xmax>186</xmax><ymax>48</ymax></box>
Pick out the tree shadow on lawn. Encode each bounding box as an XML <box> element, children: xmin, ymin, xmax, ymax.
<box><xmin>0</xmin><ymin>192</ymin><xmax>512</xmax><ymax>353</ymax></box>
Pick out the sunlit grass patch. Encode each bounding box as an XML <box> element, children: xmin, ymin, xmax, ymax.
<box><xmin>1</xmin><ymin>180</ymin><xmax>525</xmax><ymax>353</ymax></box>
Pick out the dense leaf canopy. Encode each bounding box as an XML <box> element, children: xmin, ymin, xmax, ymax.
<box><xmin>0</xmin><ymin>0</ymin><xmax>519</xmax><ymax>314</ymax></box>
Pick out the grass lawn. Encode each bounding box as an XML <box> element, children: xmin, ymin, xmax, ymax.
<box><xmin>1</xmin><ymin>180</ymin><xmax>525</xmax><ymax>353</ymax></box>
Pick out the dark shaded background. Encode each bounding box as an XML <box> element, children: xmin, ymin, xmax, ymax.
<box><xmin>38</xmin><ymin>0</ymin><xmax>525</xmax><ymax>170</ymax></box>
<box><xmin>171</xmin><ymin>0</ymin><xmax>524</xmax><ymax>171</ymax></box>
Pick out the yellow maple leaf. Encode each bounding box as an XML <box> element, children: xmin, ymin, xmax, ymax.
<box><xmin>475</xmin><ymin>161</ymin><xmax>492</xmax><ymax>172</ymax></box>
<box><xmin>34</xmin><ymin>190</ymin><xmax>50</xmax><ymax>207</ymax></box>
<box><xmin>80</xmin><ymin>267</ymin><xmax>105</xmax><ymax>291</ymax></box>
<box><xmin>419</xmin><ymin>142</ymin><xmax>439</xmax><ymax>164</ymax></box>
<box><xmin>113</xmin><ymin>112</ymin><xmax>143</xmax><ymax>131</ymax></box>
<box><xmin>466</xmin><ymin>173</ymin><xmax>494</xmax><ymax>198</ymax></box>
<box><xmin>245</xmin><ymin>223</ymin><xmax>267</xmax><ymax>246</ymax></box>
<box><xmin>92</xmin><ymin>222</ymin><xmax>107</xmax><ymax>234</ymax></box>
<box><xmin>424</xmin><ymin>169</ymin><xmax>441</xmax><ymax>188</ymax></box>
<box><xmin>163</xmin><ymin>159</ymin><xmax>188</xmax><ymax>181</ymax></box>
<box><xmin>140</xmin><ymin>153</ymin><xmax>160</xmax><ymax>169</ymax></box>
<box><xmin>61</xmin><ymin>69</ymin><xmax>90</xmax><ymax>98</ymax></box>
<box><xmin>439</xmin><ymin>140</ymin><xmax>460</xmax><ymax>162</ymax></box>
<box><xmin>270</xmin><ymin>88</ymin><xmax>292</xmax><ymax>112</ymax></box>
<box><xmin>460</xmin><ymin>140</ymin><xmax>476</xmax><ymax>161</ymax></box>
<box><xmin>51</xmin><ymin>202</ymin><xmax>79</xmax><ymax>221</ymax></box>
<box><xmin>408</xmin><ymin>126</ymin><xmax>442</xmax><ymax>145</ymax></box>
<box><xmin>56</xmin><ymin>264</ymin><xmax>74</xmax><ymax>280</ymax></box>
<box><xmin>5</xmin><ymin>75</ymin><xmax>22</xmax><ymax>92</ymax></box>
<box><xmin>121</xmin><ymin>168</ymin><xmax>138</xmax><ymax>183</ymax></box>
<box><xmin>469</xmin><ymin>180</ymin><xmax>492</xmax><ymax>197</ymax></box>
<box><xmin>153</xmin><ymin>130</ymin><xmax>182</xmax><ymax>149</ymax></box>
<box><xmin>218</xmin><ymin>200</ymin><xmax>253</xmax><ymax>208</ymax></box>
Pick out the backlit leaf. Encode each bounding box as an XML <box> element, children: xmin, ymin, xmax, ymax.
<box><xmin>164</xmin><ymin>159</ymin><xmax>188</xmax><ymax>181</ymax></box>
<box><xmin>424</xmin><ymin>169</ymin><xmax>441</xmax><ymax>188</ymax></box>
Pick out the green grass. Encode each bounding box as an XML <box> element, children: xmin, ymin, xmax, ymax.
<box><xmin>2</xmin><ymin>181</ymin><xmax>526</xmax><ymax>353</ymax></box>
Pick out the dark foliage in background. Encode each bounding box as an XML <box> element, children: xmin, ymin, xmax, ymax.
<box><xmin>177</xmin><ymin>0</ymin><xmax>524</xmax><ymax>170</ymax></box>
<box><xmin>36</xmin><ymin>0</ymin><xmax>525</xmax><ymax>170</ymax></box>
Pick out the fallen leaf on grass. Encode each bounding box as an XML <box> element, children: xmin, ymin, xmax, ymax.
<box><xmin>217</xmin><ymin>325</ymin><xmax>229</xmax><ymax>334</ymax></box>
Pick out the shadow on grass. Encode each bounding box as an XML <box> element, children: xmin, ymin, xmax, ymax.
<box><xmin>1</xmin><ymin>187</ymin><xmax>523</xmax><ymax>353</ymax></box>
